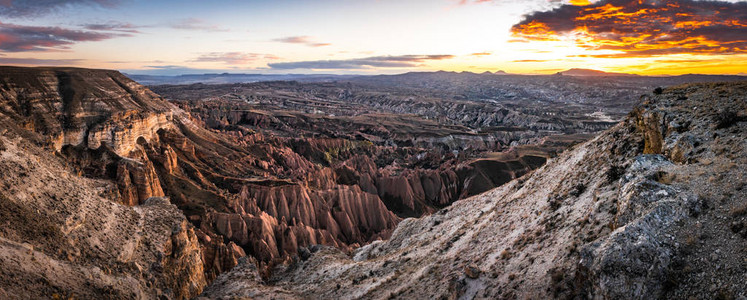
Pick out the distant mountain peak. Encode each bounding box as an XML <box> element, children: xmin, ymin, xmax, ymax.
<box><xmin>479</xmin><ymin>70</ymin><xmax>508</xmax><ymax>75</ymax></box>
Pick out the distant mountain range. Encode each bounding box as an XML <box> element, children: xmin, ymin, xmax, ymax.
<box><xmin>127</xmin><ymin>69</ymin><xmax>743</xmax><ymax>85</ymax></box>
<box><xmin>126</xmin><ymin>73</ymin><xmax>358</xmax><ymax>85</ymax></box>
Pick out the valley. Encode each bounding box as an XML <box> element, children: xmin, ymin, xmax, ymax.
<box><xmin>0</xmin><ymin>66</ymin><xmax>744</xmax><ymax>299</ymax></box>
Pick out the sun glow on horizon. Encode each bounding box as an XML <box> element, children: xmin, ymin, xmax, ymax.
<box><xmin>0</xmin><ymin>0</ymin><xmax>745</xmax><ymax>75</ymax></box>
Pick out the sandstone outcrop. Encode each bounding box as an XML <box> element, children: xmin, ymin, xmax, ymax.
<box><xmin>0</xmin><ymin>66</ymin><xmax>174</xmax><ymax>155</ymax></box>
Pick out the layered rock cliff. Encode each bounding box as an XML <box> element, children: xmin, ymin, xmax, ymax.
<box><xmin>200</xmin><ymin>82</ymin><xmax>747</xmax><ymax>299</ymax></box>
<box><xmin>0</xmin><ymin>66</ymin><xmax>174</xmax><ymax>156</ymax></box>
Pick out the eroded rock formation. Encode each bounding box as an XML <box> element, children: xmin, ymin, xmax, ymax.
<box><xmin>0</xmin><ymin>67</ymin><xmax>411</xmax><ymax>287</ymax></box>
<box><xmin>200</xmin><ymin>82</ymin><xmax>747</xmax><ymax>299</ymax></box>
<box><xmin>0</xmin><ymin>129</ymin><xmax>206</xmax><ymax>299</ymax></box>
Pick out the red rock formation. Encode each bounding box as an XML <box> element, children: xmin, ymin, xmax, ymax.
<box><xmin>116</xmin><ymin>149</ymin><xmax>165</xmax><ymax>205</ymax></box>
<box><xmin>195</xmin><ymin>228</ymin><xmax>246</xmax><ymax>282</ymax></box>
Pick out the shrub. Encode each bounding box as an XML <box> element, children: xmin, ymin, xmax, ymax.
<box><xmin>715</xmin><ymin>110</ymin><xmax>738</xmax><ymax>129</ymax></box>
<box><xmin>569</xmin><ymin>183</ymin><xmax>586</xmax><ymax>197</ymax></box>
<box><xmin>500</xmin><ymin>249</ymin><xmax>512</xmax><ymax>260</ymax></box>
<box><xmin>606</xmin><ymin>165</ymin><xmax>625</xmax><ymax>182</ymax></box>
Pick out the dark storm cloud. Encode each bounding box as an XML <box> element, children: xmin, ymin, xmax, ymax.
<box><xmin>511</xmin><ymin>0</ymin><xmax>747</xmax><ymax>57</ymax></box>
<box><xmin>0</xmin><ymin>22</ymin><xmax>128</xmax><ymax>51</ymax></box>
<box><xmin>268</xmin><ymin>55</ymin><xmax>455</xmax><ymax>70</ymax></box>
<box><xmin>0</xmin><ymin>0</ymin><xmax>119</xmax><ymax>17</ymax></box>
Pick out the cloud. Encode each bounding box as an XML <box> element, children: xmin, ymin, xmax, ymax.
<box><xmin>274</xmin><ymin>36</ymin><xmax>310</xmax><ymax>44</ymax></box>
<box><xmin>273</xmin><ymin>35</ymin><xmax>332</xmax><ymax>47</ymax></box>
<box><xmin>268</xmin><ymin>55</ymin><xmax>455</xmax><ymax>70</ymax></box>
<box><xmin>513</xmin><ymin>59</ymin><xmax>550</xmax><ymax>62</ymax></box>
<box><xmin>458</xmin><ymin>0</ymin><xmax>493</xmax><ymax>4</ymax></box>
<box><xmin>0</xmin><ymin>22</ymin><xmax>129</xmax><ymax>51</ymax></box>
<box><xmin>0</xmin><ymin>56</ymin><xmax>82</xmax><ymax>65</ymax></box>
<box><xmin>470</xmin><ymin>52</ymin><xmax>492</xmax><ymax>56</ymax></box>
<box><xmin>142</xmin><ymin>65</ymin><xmax>194</xmax><ymax>70</ymax></box>
<box><xmin>0</xmin><ymin>0</ymin><xmax>119</xmax><ymax>17</ymax></box>
<box><xmin>309</xmin><ymin>43</ymin><xmax>331</xmax><ymax>47</ymax></box>
<box><xmin>124</xmin><ymin>65</ymin><xmax>253</xmax><ymax>76</ymax></box>
<box><xmin>511</xmin><ymin>0</ymin><xmax>747</xmax><ymax>57</ymax></box>
<box><xmin>191</xmin><ymin>52</ymin><xmax>279</xmax><ymax>65</ymax></box>
<box><xmin>456</xmin><ymin>0</ymin><xmax>567</xmax><ymax>12</ymax></box>
<box><xmin>653</xmin><ymin>58</ymin><xmax>723</xmax><ymax>63</ymax></box>
<box><xmin>82</xmin><ymin>21</ymin><xmax>140</xmax><ymax>33</ymax></box>
<box><xmin>170</xmin><ymin>18</ymin><xmax>228</xmax><ymax>32</ymax></box>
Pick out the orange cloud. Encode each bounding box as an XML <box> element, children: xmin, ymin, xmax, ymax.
<box><xmin>511</xmin><ymin>0</ymin><xmax>747</xmax><ymax>57</ymax></box>
<box><xmin>569</xmin><ymin>0</ymin><xmax>592</xmax><ymax>6</ymax></box>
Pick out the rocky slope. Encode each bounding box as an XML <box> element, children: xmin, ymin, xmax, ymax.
<box><xmin>200</xmin><ymin>82</ymin><xmax>747</xmax><ymax>299</ymax></box>
<box><xmin>0</xmin><ymin>122</ymin><xmax>205</xmax><ymax>299</ymax></box>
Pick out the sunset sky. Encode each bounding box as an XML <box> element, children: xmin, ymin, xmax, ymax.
<box><xmin>1</xmin><ymin>0</ymin><xmax>746</xmax><ymax>75</ymax></box>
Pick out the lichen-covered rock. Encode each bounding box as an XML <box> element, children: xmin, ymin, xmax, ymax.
<box><xmin>197</xmin><ymin>257</ymin><xmax>298</xmax><ymax>300</ymax></box>
<box><xmin>579</xmin><ymin>154</ymin><xmax>702</xmax><ymax>299</ymax></box>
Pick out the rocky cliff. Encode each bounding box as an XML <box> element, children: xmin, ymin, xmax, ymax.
<box><xmin>0</xmin><ymin>66</ymin><xmax>175</xmax><ymax>155</ymax></box>
<box><xmin>0</xmin><ymin>124</ymin><xmax>206</xmax><ymax>299</ymax></box>
<box><xmin>200</xmin><ymin>82</ymin><xmax>747</xmax><ymax>299</ymax></box>
<box><xmin>0</xmin><ymin>67</ymin><xmax>414</xmax><ymax>290</ymax></box>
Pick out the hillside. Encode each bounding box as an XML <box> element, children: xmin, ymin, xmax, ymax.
<box><xmin>200</xmin><ymin>82</ymin><xmax>747</xmax><ymax>299</ymax></box>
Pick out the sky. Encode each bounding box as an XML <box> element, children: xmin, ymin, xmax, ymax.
<box><xmin>0</xmin><ymin>0</ymin><xmax>745</xmax><ymax>75</ymax></box>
